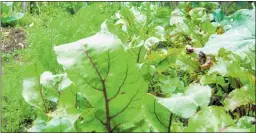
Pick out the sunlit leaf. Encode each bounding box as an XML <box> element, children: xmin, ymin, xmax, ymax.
<box><xmin>54</xmin><ymin>22</ymin><xmax>147</xmax><ymax>132</ymax></box>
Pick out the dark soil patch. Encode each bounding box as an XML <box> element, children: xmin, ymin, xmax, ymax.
<box><xmin>1</xmin><ymin>27</ymin><xmax>27</xmax><ymax>53</ymax></box>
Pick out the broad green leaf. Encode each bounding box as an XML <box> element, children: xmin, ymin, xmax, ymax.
<box><xmin>198</xmin><ymin>9</ymin><xmax>255</xmax><ymax>58</ymax></box>
<box><xmin>185</xmin><ymin>106</ymin><xmax>235</xmax><ymax>132</ymax></box>
<box><xmin>29</xmin><ymin>108</ymin><xmax>81</xmax><ymax>132</ymax></box>
<box><xmin>28</xmin><ymin>111</ymin><xmax>49</xmax><ymax>132</ymax></box>
<box><xmin>118</xmin><ymin>119</ymin><xmax>154</xmax><ymax>132</ymax></box>
<box><xmin>223</xmin><ymin>85</ymin><xmax>255</xmax><ymax>111</ymax></box>
<box><xmin>157</xmin><ymin>95</ymin><xmax>197</xmax><ymax>119</ymax></box>
<box><xmin>208</xmin><ymin>58</ymin><xmax>227</xmax><ymax>76</ymax></box>
<box><xmin>40</xmin><ymin>71</ymin><xmax>72</xmax><ymax>102</ymax></box>
<box><xmin>22</xmin><ymin>78</ymin><xmax>44</xmax><ymax>110</ymax></box>
<box><xmin>143</xmin><ymin>94</ymin><xmax>172</xmax><ymax>132</ymax></box>
<box><xmin>42</xmin><ymin>108</ymin><xmax>80</xmax><ymax>132</ymax></box>
<box><xmin>2</xmin><ymin>13</ymin><xmax>24</xmax><ymax>24</ymax></box>
<box><xmin>156</xmin><ymin>83</ymin><xmax>212</xmax><ymax>118</ymax></box>
<box><xmin>184</xmin><ymin>83</ymin><xmax>212</xmax><ymax>107</ymax></box>
<box><xmin>57</xmin><ymin>87</ymin><xmax>77</xmax><ymax>109</ymax></box>
<box><xmin>22</xmin><ymin>72</ymin><xmax>73</xmax><ymax>110</ymax></box>
<box><xmin>54</xmin><ymin>22</ymin><xmax>147</xmax><ymax>132</ymax></box>
<box><xmin>76</xmin><ymin>108</ymin><xmax>106</xmax><ymax>132</ymax></box>
<box><xmin>221</xmin><ymin>9</ymin><xmax>255</xmax><ymax>30</ymax></box>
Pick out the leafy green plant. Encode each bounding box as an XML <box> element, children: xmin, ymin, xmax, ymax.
<box><xmin>3</xmin><ymin>2</ymin><xmax>255</xmax><ymax>132</ymax></box>
<box><xmin>1</xmin><ymin>2</ymin><xmax>25</xmax><ymax>26</ymax></box>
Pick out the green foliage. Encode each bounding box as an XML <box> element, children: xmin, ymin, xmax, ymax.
<box><xmin>1</xmin><ymin>2</ymin><xmax>25</xmax><ymax>26</ymax></box>
<box><xmin>156</xmin><ymin>83</ymin><xmax>211</xmax><ymax>118</ymax></box>
<box><xmin>2</xmin><ymin>57</ymin><xmax>36</xmax><ymax>132</ymax></box>
<box><xmin>185</xmin><ymin>106</ymin><xmax>236</xmax><ymax>132</ymax></box>
<box><xmin>2</xmin><ymin>2</ymin><xmax>256</xmax><ymax>132</ymax></box>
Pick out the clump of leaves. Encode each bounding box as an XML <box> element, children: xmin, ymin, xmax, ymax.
<box><xmin>21</xmin><ymin>3</ymin><xmax>255</xmax><ymax>133</ymax></box>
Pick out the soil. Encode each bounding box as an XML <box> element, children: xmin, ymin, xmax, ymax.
<box><xmin>1</xmin><ymin>27</ymin><xmax>27</xmax><ymax>53</ymax></box>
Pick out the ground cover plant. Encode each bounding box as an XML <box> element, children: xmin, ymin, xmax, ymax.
<box><xmin>1</xmin><ymin>1</ymin><xmax>255</xmax><ymax>132</ymax></box>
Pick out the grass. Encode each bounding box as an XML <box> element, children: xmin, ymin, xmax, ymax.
<box><xmin>2</xmin><ymin>52</ymin><xmax>36</xmax><ymax>132</ymax></box>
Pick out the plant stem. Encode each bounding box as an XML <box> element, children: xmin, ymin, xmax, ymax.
<box><xmin>168</xmin><ymin>113</ymin><xmax>173</xmax><ymax>133</ymax></box>
<box><xmin>39</xmin><ymin>85</ymin><xmax>48</xmax><ymax>113</ymax></box>
<box><xmin>103</xmin><ymin>80</ymin><xmax>111</xmax><ymax>133</ymax></box>
<box><xmin>35</xmin><ymin>63</ymin><xmax>48</xmax><ymax>112</ymax></box>
<box><xmin>85</xmin><ymin>50</ymin><xmax>111</xmax><ymax>132</ymax></box>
